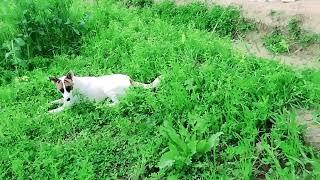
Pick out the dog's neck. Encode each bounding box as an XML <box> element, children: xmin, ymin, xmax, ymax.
<box><xmin>71</xmin><ymin>76</ymin><xmax>96</xmax><ymax>96</ymax></box>
<box><xmin>71</xmin><ymin>76</ymin><xmax>87</xmax><ymax>92</ymax></box>
<box><xmin>72</xmin><ymin>76</ymin><xmax>82</xmax><ymax>89</ymax></box>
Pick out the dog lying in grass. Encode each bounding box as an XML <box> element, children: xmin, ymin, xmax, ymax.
<box><xmin>48</xmin><ymin>72</ymin><xmax>161</xmax><ymax>113</ymax></box>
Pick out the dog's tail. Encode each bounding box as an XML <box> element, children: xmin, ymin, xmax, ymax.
<box><xmin>131</xmin><ymin>75</ymin><xmax>162</xmax><ymax>89</ymax></box>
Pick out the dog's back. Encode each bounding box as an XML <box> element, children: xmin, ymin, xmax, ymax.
<box><xmin>74</xmin><ymin>74</ymin><xmax>131</xmax><ymax>101</ymax></box>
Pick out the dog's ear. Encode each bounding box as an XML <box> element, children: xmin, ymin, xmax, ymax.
<box><xmin>66</xmin><ymin>71</ymin><xmax>74</xmax><ymax>80</ymax></box>
<box><xmin>49</xmin><ymin>77</ymin><xmax>60</xmax><ymax>83</ymax></box>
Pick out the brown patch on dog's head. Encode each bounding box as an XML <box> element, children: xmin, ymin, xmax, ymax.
<box><xmin>49</xmin><ymin>77</ymin><xmax>60</xmax><ymax>83</ymax></box>
<box><xmin>50</xmin><ymin>77</ymin><xmax>64</xmax><ymax>93</ymax></box>
<box><xmin>66</xmin><ymin>71</ymin><xmax>74</xmax><ymax>80</ymax></box>
<box><xmin>64</xmin><ymin>72</ymin><xmax>74</xmax><ymax>93</ymax></box>
<box><xmin>49</xmin><ymin>71</ymin><xmax>75</xmax><ymax>94</ymax></box>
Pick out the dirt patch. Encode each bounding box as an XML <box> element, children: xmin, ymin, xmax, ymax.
<box><xmin>234</xmin><ymin>28</ymin><xmax>320</xmax><ymax>69</ymax></box>
<box><xmin>296</xmin><ymin>109</ymin><xmax>320</xmax><ymax>150</ymax></box>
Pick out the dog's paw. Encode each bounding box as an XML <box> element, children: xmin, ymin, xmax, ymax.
<box><xmin>48</xmin><ymin>109</ymin><xmax>56</xmax><ymax>113</ymax></box>
<box><xmin>48</xmin><ymin>109</ymin><xmax>60</xmax><ymax>114</ymax></box>
<box><xmin>48</xmin><ymin>107</ymin><xmax>64</xmax><ymax>114</ymax></box>
<box><xmin>49</xmin><ymin>99</ymin><xmax>63</xmax><ymax>105</ymax></box>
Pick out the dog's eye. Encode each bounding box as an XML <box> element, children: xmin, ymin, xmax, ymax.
<box><xmin>65</xmin><ymin>86</ymin><xmax>73</xmax><ymax>92</ymax></box>
<box><xmin>59</xmin><ymin>88</ymin><xmax>64</xmax><ymax>93</ymax></box>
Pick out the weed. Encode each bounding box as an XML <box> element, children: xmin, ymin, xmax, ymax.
<box><xmin>263</xmin><ymin>29</ymin><xmax>290</xmax><ymax>54</ymax></box>
<box><xmin>158</xmin><ymin>120</ymin><xmax>223</xmax><ymax>170</ymax></box>
<box><xmin>288</xmin><ymin>18</ymin><xmax>302</xmax><ymax>41</ymax></box>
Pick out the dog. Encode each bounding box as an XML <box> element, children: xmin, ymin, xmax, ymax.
<box><xmin>48</xmin><ymin>71</ymin><xmax>161</xmax><ymax>113</ymax></box>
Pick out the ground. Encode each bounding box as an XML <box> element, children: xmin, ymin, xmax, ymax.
<box><xmin>1</xmin><ymin>0</ymin><xmax>320</xmax><ymax>178</ymax></box>
<box><xmin>163</xmin><ymin>0</ymin><xmax>320</xmax><ymax>68</ymax></box>
<box><xmin>212</xmin><ymin>0</ymin><xmax>320</xmax><ymax>149</ymax></box>
<box><xmin>159</xmin><ymin>0</ymin><xmax>320</xmax><ymax>149</ymax></box>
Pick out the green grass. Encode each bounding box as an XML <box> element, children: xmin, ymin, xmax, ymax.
<box><xmin>149</xmin><ymin>1</ymin><xmax>255</xmax><ymax>38</ymax></box>
<box><xmin>1</xmin><ymin>0</ymin><xmax>320</xmax><ymax>179</ymax></box>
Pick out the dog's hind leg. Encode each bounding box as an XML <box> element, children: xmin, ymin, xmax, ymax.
<box><xmin>130</xmin><ymin>76</ymin><xmax>162</xmax><ymax>89</ymax></box>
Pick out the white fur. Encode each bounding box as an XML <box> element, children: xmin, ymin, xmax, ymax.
<box><xmin>49</xmin><ymin>74</ymin><xmax>161</xmax><ymax>113</ymax></box>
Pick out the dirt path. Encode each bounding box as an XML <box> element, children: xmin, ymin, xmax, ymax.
<box><xmin>177</xmin><ymin>0</ymin><xmax>320</xmax><ymax>33</ymax></box>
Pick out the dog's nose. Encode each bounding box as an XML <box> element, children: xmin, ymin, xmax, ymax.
<box><xmin>67</xmin><ymin>98</ymin><xmax>71</xmax><ymax>101</ymax></box>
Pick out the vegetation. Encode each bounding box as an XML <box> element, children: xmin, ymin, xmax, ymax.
<box><xmin>0</xmin><ymin>0</ymin><xmax>88</xmax><ymax>84</ymax></box>
<box><xmin>1</xmin><ymin>0</ymin><xmax>320</xmax><ymax>179</ymax></box>
<box><xmin>263</xmin><ymin>18</ymin><xmax>320</xmax><ymax>54</ymax></box>
<box><xmin>123</xmin><ymin>0</ymin><xmax>154</xmax><ymax>8</ymax></box>
<box><xmin>150</xmin><ymin>1</ymin><xmax>255</xmax><ymax>38</ymax></box>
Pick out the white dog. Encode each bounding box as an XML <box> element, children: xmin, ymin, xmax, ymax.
<box><xmin>49</xmin><ymin>72</ymin><xmax>161</xmax><ymax>113</ymax></box>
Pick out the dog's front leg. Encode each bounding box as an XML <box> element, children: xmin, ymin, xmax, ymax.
<box><xmin>49</xmin><ymin>98</ymin><xmax>64</xmax><ymax>105</ymax></box>
<box><xmin>48</xmin><ymin>106</ymin><xmax>65</xmax><ymax>114</ymax></box>
<box><xmin>107</xmin><ymin>102</ymin><xmax>118</xmax><ymax>107</ymax></box>
<box><xmin>48</xmin><ymin>100</ymin><xmax>74</xmax><ymax>114</ymax></box>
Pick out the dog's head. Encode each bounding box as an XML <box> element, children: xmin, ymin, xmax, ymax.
<box><xmin>49</xmin><ymin>71</ymin><xmax>74</xmax><ymax>102</ymax></box>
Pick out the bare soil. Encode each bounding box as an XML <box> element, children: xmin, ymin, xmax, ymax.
<box><xmin>297</xmin><ymin>110</ymin><xmax>320</xmax><ymax>150</ymax></box>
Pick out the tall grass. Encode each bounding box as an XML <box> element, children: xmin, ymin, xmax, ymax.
<box><xmin>0</xmin><ymin>0</ymin><xmax>89</xmax><ymax>85</ymax></box>
<box><xmin>1</xmin><ymin>0</ymin><xmax>320</xmax><ymax>179</ymax></box>
<box><xmin>148</xmin><ymin>1</ymin><xmax>255</xmax><ymax>38</ymax></box>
